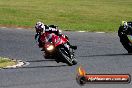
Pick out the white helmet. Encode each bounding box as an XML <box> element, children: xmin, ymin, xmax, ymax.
<box><xmin>35</xmin><ymin>22</ymin><xmax>45</xmax><ymax>33</ymax></box>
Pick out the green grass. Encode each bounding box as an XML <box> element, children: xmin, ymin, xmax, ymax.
<box><xmin>0</xmin><ymin>0</ymin><xmax>132</xmax><ymax>32</ymax></box>
<box><xmin>0</xmin><ymin>57</ymin><xmax>16</xmax><ymax>68</ymax></box>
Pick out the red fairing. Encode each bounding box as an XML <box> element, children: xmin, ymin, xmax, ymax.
<box><xmin>40</xmin><ymin>33</ymin><xmax>68</xmax><ymax>48</ymax></box>
<box><xmin>52</xmin><ymin>34</ymin><xmax>68</xmax><ymax>47</ymax></box>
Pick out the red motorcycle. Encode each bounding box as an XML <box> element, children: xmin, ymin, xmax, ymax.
<box><xmin>40</xmin><ymin>33</ymin><xmax>77</xmax><ymax>66</ymax></box>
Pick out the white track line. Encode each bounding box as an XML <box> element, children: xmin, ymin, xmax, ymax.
<box><xmin>95</xmin><ymin>32</ymin><xmax>105</xmax><ymax>33</ymax></box>
<box><xmin>77</xmin><ymin>31</ymin><xmax>86</xmax><ymax>32</ymax></box>
<box><xmin>1</xmin><ymin>27</ymin><xmax>106</xmax><ymax>33</ymax></box>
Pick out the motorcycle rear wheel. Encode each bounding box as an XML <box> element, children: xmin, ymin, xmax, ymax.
<box><xmin>120</xmin><ymin>36</ymin><xmax>132</xmax><ymax>53</ymax></box>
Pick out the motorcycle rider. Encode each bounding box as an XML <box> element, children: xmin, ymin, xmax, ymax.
<box><xmin>118</xmin><ymin>21</ymin><xmax>132</xmax><ymax>53</ymax></box>
<box><xmin>118</xmin><ymin>21</ymin><xmax>132</xmax><ymax>37</ymax></box>
<box><xmin>34</xmin><ymin>22</ymin><xmax>77</xmax><ymax>52</ymax></box>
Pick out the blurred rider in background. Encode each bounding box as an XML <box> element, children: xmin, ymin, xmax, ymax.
<box><xmin>118</xmin><ymin>21</ymin><xmax>132</xmax><ymax>37</ymax></box>
<box><xmin>118</xmin><ymin>21</ymin><xmax>132</xmax><ymax>53</ymax></box>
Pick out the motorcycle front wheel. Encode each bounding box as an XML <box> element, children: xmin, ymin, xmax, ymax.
<box><xmin>58</xmin><ymin>47</ymin><xmax>73</xmax><ymax>66</ymax></box>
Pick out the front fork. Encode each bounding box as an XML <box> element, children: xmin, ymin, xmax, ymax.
<box><xmin>63</xmin><ymin>43</ymin><xmax>75</xmax><ymax>59</ymax></box>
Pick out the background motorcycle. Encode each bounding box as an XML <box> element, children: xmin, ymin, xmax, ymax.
<box><xmin>118</xmin><ymin>24</ymin><xmax>132</xmax><ymax>53</ymax></box>
<box><xmin>40</xmin><ymin>33</ymin><xmax>77</xmax><ymax>66</ymax></box>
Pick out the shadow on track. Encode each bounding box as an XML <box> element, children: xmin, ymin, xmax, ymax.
<box><xmin>79</xmin><ymin>53</ymin><xmax>132</xmax><ymax>57</ymax></box>
<box><xmin>21</xmin><ymin>59</ymin><xmax>68</xmax><ymax>69</ymax></box>
<box><xmin>1</xmin><ymin>59</ymin><xmax>68</xmax><ymax>70</ymax></box>
<box><xmin>21</xmin><ymin>64</ymin><xmax>68</xmax><ymax>69</ymax></box>
<box><xmin>26</xmin><ymin>59</ymin><xmax>55</xmax><ymax>62</ymax></box>
<box><xmin>2</xmin><ymin>64</ymin><xmax>68</xmax><ymax>70</ymax></box>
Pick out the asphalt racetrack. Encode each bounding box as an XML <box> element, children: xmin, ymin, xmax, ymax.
<box><xmin>0</xmin><ymin>28</ymin><xmax>132</xmax><ymax>88</ymax></box>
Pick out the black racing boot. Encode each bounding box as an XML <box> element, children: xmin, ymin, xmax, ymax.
<box><xmin>67</xmin><ymin>42</ymin><xmax>77</xmax><ymax>50</ymax></box>
<box><xmin>70</xmin><ymin>45</ymin><xmax>77</xmax><ymax>50</ymax></box>
<box><xmin>41</xmin><ymin>48</ymin><xmax>45</xmax><ymax>51</ymax></box>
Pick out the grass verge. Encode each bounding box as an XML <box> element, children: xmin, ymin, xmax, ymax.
<box><xmin>0</xmin><ymin>0</ymin><xmax>132</xmax><ymax>32</ymax></box>
<box><xmin>0</xmin><ymin>57</ymin><xmax>17</xmax><ymax>68</ymax></box>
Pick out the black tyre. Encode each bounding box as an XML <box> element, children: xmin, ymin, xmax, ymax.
<box><xmin>71</xmin><ymin>54</ymin><xmax>77</xmax><ymax>65</ymax></box>
<box><xmin>58</xmin><ymin>47</ymin><xmax>73</xmax><ymax>66</ymax></box>
<box><xmin>72</xmin><ymin>59</ymin><xmax>77</xmax><ymax>65</ymax></box>
<box><xmin>118</xmin><ymin>27</ymin><xmax>132</xmax><ymax>53</ymax></box>
<box><xmin>120</xmin><ymin>36</ymin><xmax>132</xmax><ymax>53</ymax></box>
